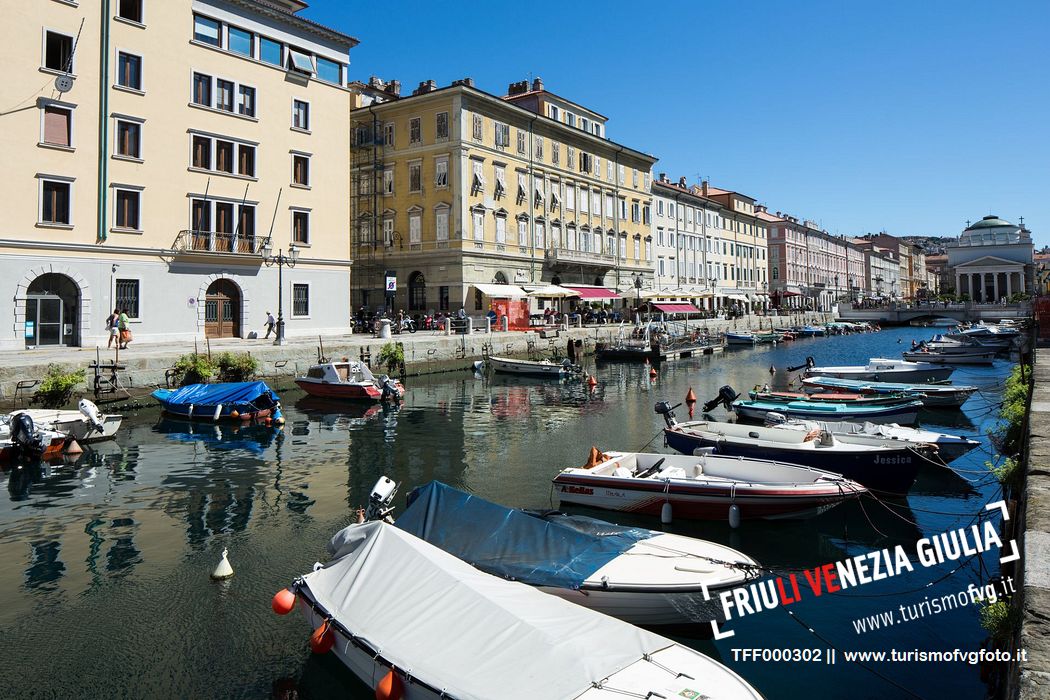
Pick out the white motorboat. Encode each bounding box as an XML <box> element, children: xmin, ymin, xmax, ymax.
<box><xmin>902</xmin><ymin>349</ymin><xmax>996</xmax><ymax>365</ymax></box>
<box><xmin>762</xmin><ymin>413</ymin><xmax>981</xmax><ymax>462</ymax></box>
<box><xmin>286</xmin><ymin>521</ymin><xmax>764</xmax><ymax>700</ymax></box>
<box><xmin>800</xmin><ymin>375</ymin><xmax>978</xmax><ymax>408</ymax></box>
<box><xmin>805</xmin><ymin>357</ymin><xmax>953</xmax><ymax>383</ymax></box>
<box><xmin>386</xmin><ymin>479</ymin><xmax>760</xmax><ymax>627</ymax></box>
<box><xmin>14</xmin><ymin>399</ymin><xmax>122</xmax><ymax>443</ymax></box>
<box><xmin>554</xmin><ymin>448</ymin><xmax>866</xmax><ymax>520</ymax></box>
<box><xmin>294</xmin><ymin>360</ymin><xmax>403</xmax><ymax>400</ymax></box>
<box><xmin>488</xmin><ymin>355</ymin><xmax>582</xmax><ymax>378</ymax></box>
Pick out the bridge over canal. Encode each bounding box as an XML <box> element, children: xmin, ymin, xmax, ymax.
<box><xmin>837</xmin><ymin>301</ymin><xmax>1031</xmax><ymax>326</ymax></box>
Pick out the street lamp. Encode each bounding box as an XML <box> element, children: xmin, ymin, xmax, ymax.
<box><xmin>260</xmin><ymin>239</ymin><xmax>300</xmax><ymax>345</ymax></box>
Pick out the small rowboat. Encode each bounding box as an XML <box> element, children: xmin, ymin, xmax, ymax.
<box><xmin>151</xmin><ymin>381</ymin><xmax>282</xmax><ymax>422</ymax></box>
<box><xmin>288</xmin><ymin>521</ymin><xmax>765</xmax><ymax>699</ymax></box>
<box><xmin>554</xmin><ymin>449</ymin><xmax>866</xmax><ymax>520</ymax></box>
<box><xmin>806</xmin><ymin>358</ymin><xmax>953</xmax><ymax>383</ymax></box>
<box><xmin>748</xmin><ymin>390</ymin><xmax>913</xmax><ymax>406</ymax></box>
<box><xmin>488</xmin><ymin>355</ymin><xmax>582</xmax><ymax>378</ymax></box>
<box><xmin>725</xmin><ymin>331</ymin><xmax>757</xmax><ymax>345</ymax></box>
<box><xmin>800</xmin><ymin>376</ymin><xmax>978</xmax><ymax>408</ymax></box>
<box><xmin>295</xmin><ymin>360</ymin><xmax>403</xmax><ymax>400</ymax></box>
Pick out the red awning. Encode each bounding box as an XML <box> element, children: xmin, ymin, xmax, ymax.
<box><xmin>654</xmin><ymin>302</ymin><xmax>700</xmax><ymax>314</ymax></box>
<box><xmin>781</xmin><ymin>291</ymin><xmax>802</xmax><ymax>297</ymax></box>
<box><xmin>562</xmin><ymin>286</ymin><xmax>621</xmax><ymax>300</ymax></box>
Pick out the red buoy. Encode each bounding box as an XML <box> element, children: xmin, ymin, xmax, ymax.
<box><xmin>271</xmin><ymin>588</ymin><xmax>296</xmax><ymax>615</ymax></box>
<box><xmin>310</xmin><ymin>620</ymin><xmax>335</xmax><ymax>654</ymax></box>
<box><xmin>649</xmin><ymin>367</ymin><xmax>657</xmax><ymax>379</ymax></box>
<box><xmin>587</xmin><ymin>374</ymin><xmax>597</xmax><ymax>389</ymax></box>
<box><xmin>685</xmin><ymin>387</ymin><xmax>697</xmax><ymax>418</ymax></box>
<box><xmin>375</xmin><ymin>669</ymin><xmax>404</xmax><ymax>700</ymax></box>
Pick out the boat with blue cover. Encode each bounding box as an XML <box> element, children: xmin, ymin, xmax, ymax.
<box><xmin>151</xmin><ymin>381</ymin><xmax>282</xmax><ymax>422</ymax></box>
<box><xmin>704</xmin><ymin>384</ymin><xmax>922</xmax><ymax>424</ymax></box>
<box><xmin>801</xmin><ymin>375</ymin><xmax>978</xmax><ymax>408</ymax></box>
<box><xmin>390</xmin><ymin>479</ymin><xmax>759</xmax><ymax>627</ymax></box>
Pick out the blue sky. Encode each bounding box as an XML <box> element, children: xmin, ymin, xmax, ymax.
<box><xmin>308</xmin><ymin>0</ymin><xmax>1049</xmax><ymax>246</ymax></box>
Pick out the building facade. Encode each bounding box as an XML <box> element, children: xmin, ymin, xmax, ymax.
<box><xmin>348</xmin><ymin>78</ymin><xmax>657</xmax><ymax>315</ymax></box>
<box><xmin>650</xmin><ymin>176</ymin><xmax>721</xmax><ymax>305</ymax></box>
<box><xmin>946</xmin><ymin>215</ymin><xmax>1034</xmax><ymax>300</ymax></box>
<box><xmin>698</xmin><ymin>183</ymin><xmax>769</xmax><ymax>311</ymax></box>
<box><xmin>2</xmin><ymin>0</ymin><xmax>356</xmax><ymax>349</ymax></box>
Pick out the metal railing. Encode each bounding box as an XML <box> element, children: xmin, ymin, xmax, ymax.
<box><xmin>174</xmin><ymin>230</ymin><xmax>264</xmax><ymax>255</ymax></box>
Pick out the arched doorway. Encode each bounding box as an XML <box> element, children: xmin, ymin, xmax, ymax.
<box><xmin>494</xmin><ymin>271</ymin><xmax>509</xmax><ymax>285</ymax></box>
<box><xmin>408</xmin><ymin>271</ymin><xmax>426</xmax><ymax>311</ymax></box>
<box><xmin>204</xmin><ymin>279</ymin><xmax>241</xmax><ymax>338</ymax></box>
<box><xmin>26</xmin><ymin>273</ymin><xmax>79</xmax><ymax>347</ymax></box>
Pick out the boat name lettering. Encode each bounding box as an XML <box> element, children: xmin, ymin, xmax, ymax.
<box><xmin>560</xmin><ymin>485</ymin><xmax>594</xmax><ymax>495</ymax></box>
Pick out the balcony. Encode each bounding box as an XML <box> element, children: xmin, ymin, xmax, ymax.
<box><xmin>173</xmin><ymin>230</ymin><xmax>265</xmax><ymax>257</ymax></box>
<box><xmin>544</xmin><ymin>247</ymin><xmax>616</xmax><ymax>272</ymax></box>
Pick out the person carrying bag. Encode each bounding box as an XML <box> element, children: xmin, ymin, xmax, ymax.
<box><xmin>118</xmin><ymin>309</ymin><xmax>133</xmax><ymax>349</ymax></box>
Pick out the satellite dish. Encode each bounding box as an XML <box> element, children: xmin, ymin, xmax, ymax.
<box><xmin>54</xmin><ymin>74</ymin><xmax>74</xmax><ymax>93</ymax></box>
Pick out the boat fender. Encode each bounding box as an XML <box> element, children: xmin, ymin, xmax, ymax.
<box><xmin>187</xmin><ymin>404</ymin><xmax>194</xmax><ymax>418</ymax></box>
<box><xmin>65</xmin><ymin>439</ymin><xmax>83</xmax><ymax>455</ymax></box>
<box><xmin>728</xmin><ymin>504</ymin><xmax>741</xmax><ymax>529</ymax></box>
<box><xmin>272</xmin><ymin>588</ymin><xmax>296</xmax><ymax>615</ymax></box>
<box><xmin>660</xmin><ymin>501</ymin><xmax>673</xmax><ymax>524</ymax></box>
<box><xmin>231</xmin><ymin>410</ymin><xmax>240</xmax><ymax>419</ymax></box>
<box><xmin>375</xmin><ymin>669</ymin><xmax>403</xmax><ymax>700</ymax></box>
<box><xmin>309</xmin><ymin>620</ymin><xmax>335</xmax><ymax>654</ymax></box>
<box><xmin>213</xmin><ymin>404</ymin><xmax>223</xmax><ymax>421</ymax></box>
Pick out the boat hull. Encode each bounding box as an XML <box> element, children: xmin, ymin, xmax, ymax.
<box><xmin>901</xmin><ymin>351</ymin><xmax>996</xmax><ymax>365</ymax></box>
<box><xmin>488</xmin><ymin>356</ymin><xmax>571</xmax><ymax>377</ymax></box>
<box><xmin>801</xmin><ymin>377</ymin><xmax>976</xmax><ymax>408</ymax></box>
<box><xmin>539</xmin><ymin>585</ymin><xmax>729</xmax><ymax>627</ymax></box>
<box><xmin>664</xmin><ymin>429</ymin><xmax>919</xmax><ymax>495</ymax></box>
<box><xmin>733</xmin><ymin>401</ymin><xmax>921</xmax><ymax>425</ymax></box>
<box><xmin>294</xmin><ymin>378</ymin><xmax>382</xmax><ymax>399</ymax></box>
<box><xmin>807</xmin><ymin>367</ymin><xmax>954</xmax><ymax>383</ymax></box>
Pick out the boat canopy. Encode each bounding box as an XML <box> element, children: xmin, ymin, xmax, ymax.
<box><xmin>312</xmin><ymin>521</ymin><xmax>675</xmax><ymax>700</ymax></box>
<box><xmin>154</xmin><ymin>381</ymin><xmax>279</xmax><ymax>407</ymax></box>
<box><xmin>394</xmin><ymin>481</ymin><xmax>652</xmax><ymax>589</ymax></box>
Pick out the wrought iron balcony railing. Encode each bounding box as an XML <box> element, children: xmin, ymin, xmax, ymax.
<box><xmin>173</xmin><ymin>230</ymin><xmax>264</xmax><ymax>255</ymax></box>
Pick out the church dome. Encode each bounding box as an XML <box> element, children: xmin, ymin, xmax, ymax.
<box><xmin>964</xmin><ymin>215</ymin><xmax>1014</xmax><ymax>231</ymax></box>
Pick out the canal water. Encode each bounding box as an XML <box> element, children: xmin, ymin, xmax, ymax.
<box><xmin>0</xmin><ymin>327</ymin><xmax>1011</xmax><ymax>699</ymax></box>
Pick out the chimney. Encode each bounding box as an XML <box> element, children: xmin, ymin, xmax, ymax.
<box><xmin>368</xmin><ymin>75</ymin><xmax>383</xmax><ymax>89</ymax></box>
<box><xmin>678</xmin><ymin>176</ymin><xmax>687</xmax><ymax>187</ymax></box>
<box><xmin>532</xmin><ymin>76</ymin><xmax>544</xmax><ymax>92</ymax></box>
<box><xmin>387</xmin><ymin>80</ymin><xmax>401</xmax><ymax>97</ymax></box>
<box><xmin>507</xmin><ymin>80</ymin><xmax>529</xmax><ymax>96</ymax></box>
<box><xmin>701</xmin><ymin>180</ymin><xmax>709</xmax><ymax>196</ymax></box>
<box><xmin>451</xmin><ymin>77</ymin><xmax>476</xmax><ymax>88</ymax></box>
<box><xmin>412</xmin><ymin>80</ymin><xmax>438</xmax><ymax>96</ymax></box>
<box><xmin>658</xmin><ymin>172</ymin><xmax>667</xmax><ymax>182</ymax></box>
<box><xmin>775</xmin><ymin>211</ymin><xmax>781</xmax><ymax>217</ymax></box>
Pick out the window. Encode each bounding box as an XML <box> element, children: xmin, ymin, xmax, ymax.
<box><xmin>216</xmin><ymin>79</ymin><xmax>234</xmax><ymax>111</ymax></box>
<box><xmin>213</xmin><ymin>140</ymin><xmax>234</xmax><ymax>173</ymax></box>
<box><xmin>581</xmin><ymin>117</ymin><xmax>589</xmax><ymax>132</ymax></box>
<box><xmin>580</xmin><ymin>152</ymin><xmax>592</xmax><ymax>173</ymax></box>
<box><xmin>117</xmin><ymin>0</ymin><xmax>143</xmax><ymax>23</ymax></box>
<box><xmin>471</xmin><ymin>160</ymin><xmax>485</xmax><ymax>194</ymax></box>
<box><xmin>591</xmin><ymin>191</ymin><xmax>600</xmax><ymax>215</ymax></box>
<box><xmin>383</xmin><ymin>123</ymin><xmax>394</xmax><ymax>146</ymax></box>
<box><xmin>494</xmin><ymin>122</ymin><xmax>509</xmax><ymax>148</ymax></box>
<box><xmin>192</xmin><ymin>72</ymin><xmax>211</xmax><ymax>106</ymax></box>
<box><xmin>383</xmin><ymin>168</ymin><xmax>394</xmax><ymax>195</ymax></box>
<box><xmin>631</xmin><ymin>202</ymin><xmax>641</xmax><ymax>223</ymax></box>
<box><xmin>436</xmin><ymin>112</ymin><xmax>448</xmax><ymax>139</ymax></box>
<box><xmin>41</xmin><ymin>105</ymin><xmax>72</xmax><ymax>147</ymax></box>
<box><xmin>287</xmin><ymin>48</ymin><xmax>315</xmax><ymax>75</ymax></box>
<box><xmin>643</xmin><ymin>205</ymin><xmax>651</xmax><ymax>225</ymax></box>
<box><xmin>40</xmin><ymin>179</ymin><xmax>71</xmax><ymax>225</ymax></box>
<box><xmin>292</xmin><ymin>99</ymin><xmax>309</xmax><ymax>130</ymax></box>
<box><xmin>409</xmin><ymin>211</ymin><xmax>421</xmax><ymax>244</ymax></box>
<box><xmin>115</xmin><ymin>119</ymin><xmax>141</xmax><ymax>158</ymax></box>
<box><xmin>567</xmin><ymin>146</ymin><xmax>575</xmax><ymax>169</ymax></box>
<box><xmin>634</xmin><ymin>238</ymin><xmax>640</xmax><ymax>260</ymax></box>
<box><xmin>472</xmin><ymin>113</ymin><xmax>483</xmax><ymax>141</ymax></box>
<box><xmin>190</xmin><ymin>133</ymin><xmax>254</xmax><ymax>177</ymax></box>
<box><xmin>435</xmin><ymin>157</ymin><xmax>448</xmax><ymax>188</ymax></box>
<box><xmin>409</xmin><ymin>117</ymin><xmax>421</xmax><ymax>144</ymax></box>
<box><xmin>382</xmin><ymin>217</ymin><xmax>394</xmax><ymax>246</ymax></box>
<box><xmin>472</xmin><ymin>209</ymin><xmax>485</xmax><ymax>241</ymax></box>
<box><xmin>567</xmin><ymin>113</ymin><xmax>576</xmax><ymax>127</ymax></box>
<box><xmin>534</xmin><ymin>135</ymin><xmax>543</xmax><ymax>160</ymax></box>
<box><xmin>193</xmin><ymin>15</ymin><xmax>221</xmax><ymax>47</ymax></box>
<box><xmin>494</xmin><ymin>166</ymin><xmax>506</xmax><ymax>198</ymax></box>
<box><xmin>495</xmin><ymin>214</ymin><xmax>507</xmax><ymax>244</ymax></box>
<box><xmin>316</xmin><ymin>57</ymin><xmax>342</xmax><ymax>85</ymax></box>
<box><xmin>408</xmin><ymin>161</ymin><xmax>421</xmax><ymax>192</ymax></box>
<box><xmin>618</xmin><ymin>164</ymin><xmax>625</xmax><ymax>185</ymax></box>
<box><xmin>44</xmin><ymin>31</ymin><xmax>73</xmax><ymax>72</ymax></box>
<box><xmin>292</xmin><ymin>210</ymin><xmax>310</xmax><ymax>244</ymax></box>
<box><xmin>292</xmin><ymin>154</ymin><xmax>310</xmax><ymax>186</ymax></box>
<box><xmin>260</xmin><ymin>36</ymin><xmax>282</xmax><ymax>66</ymax></box>
<box><xmin>517</xmin><ymin>129</ymin><xmax>526</xmax><ymax>155</ymax></box>
<box><xmin>565</xmin><ymin>185</ymin><xmax>575</xmax><ymax>210</ymax></box>
<box><xmin>238</xmin><ymin>85</ymin><xmax>255</xmax><ymax>117</ymax></box>
<box><xmin>552</xmin><ymin>142</ymin><xmax>559</xmax><ymax>165</ymax></box>
<box><xmin>549</xmin><ymin>105</ymin><xmax>559</xmax><ymax>121</ymax></box>
<box><xmin>436</xmin><ymin>207</ymin><xmax>449</xmax><ymax>241</ymax></box>
<box><xmin>292</xmin><ymin>284</ymin><xmax>309</xmax><ymax>317</ymax></box>
<box><xmin>518</xmin><ymin>219</ymin><xmax>528</xmax><ymax>247</ymax></box>
<box><xmin>116</xmin><ymin>52</ymin><xmax>141</xmax><ymax>90</ymax></box>
<box><xmin>604</xmin><ymin>194</ymin><xmax>614</xmax><ymax>218</ymax></box>
<box><xmin>114</xmin><ymin>189</ymin><xmax>140</xmax><ymax>230</ymax></box>
<box><xmin>192</xmin><ymin>135</ymin><xmax>210</xmax><ymax>168</ymax></box>
<box><xmin>115</xmin><ymin>279</ymin><xmax>140</xmax><ymax>318</ymax></box>
<box><xmin>228</xmin><ymin>26</ymin><xmax>253</xmax><ymax>57</ymax></box>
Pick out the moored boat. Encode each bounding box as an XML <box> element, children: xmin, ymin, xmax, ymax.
<box><xmin>488</xmin><ymin>355</ymin><xmax>582</xmax><ymax>378</ymax></box>
<box><xmin>800</xmin><ymin>375</ymin><xmax>978</xmax><ymax>408</ymax></box>
<box><xmin>151</xmin><ymin>381</ymin><xmax>283</xmax><ymax>422</ymax></box>
<box><xmin>902</xmin><ymin>349</ymin><xmax>996</xmax><ymax>365</ymax></box>
<box><xmin>725</xmin><ymin>331</ymin><xmax>757</xmax><ymax>345</ymax></box>
<box><xmin>295</xmin><ymin>360</ymin><xmax>404</xmax><ymax>400</ymax></box>
<box><xmin>748</xmin><ymin>389</ymin><xmax>914</xmax><ymax>406</ymax></box>
<box><xmin>805</xmin><ymin>357</ymin><xmax>954</xmax><ymax>383</ymax></box>
<box><xmin>0</xmin><ymin>413</ymin><xmax>68</xmax><ymax>463</ymax></box>
<box><xmin>390</xmin><ymin>479</ymin><xmax>760</xmax><ymax>626</ymax></box>
<box><xmin>656</xmin><ymin>403</ymin><xmax>925</xmax><ymax>495</ymax></box>
<box><xmin>704</xmin><ymin>385</ymin><xmax>922</xmax><ymax>425</ymax></box>
<box><xmin>13</xmin><ymin>399</ymin><xmax>122</xmax><ymax>443</ymax></box>
<box><xmin>286</xmin><ymin>521</ymin><xmax>765</xmax><ymax>700</ymax></box>
<box><xmin>553</xmin><ymin>448</ymin><xmax>866</xmax><ymax>520</ymax></box>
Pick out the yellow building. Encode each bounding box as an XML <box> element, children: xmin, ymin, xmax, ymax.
<box><xmin>348</xmin><ymin>77</ymin><xmax>657</xmax><ymax>315</ymax></box>
<box><xmin>0</xmin><ymin>0</ymin><xmax>356</xmax><ymax>348</ymax></box>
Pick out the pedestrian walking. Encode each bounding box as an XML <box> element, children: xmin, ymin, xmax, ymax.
<box><xmin>117</xmin><ymin>309</ymin><xmax>132</xmax><ymax>349</ymax></box>
<box><xmin>106</xmin><ymin>308</ymin><xmax>120</xmax><ymax>349</ymax></box>
<box><xmin>264</xmin><ymin>310</ymin><xmax>276</xmax><ymax>339</ymax></box>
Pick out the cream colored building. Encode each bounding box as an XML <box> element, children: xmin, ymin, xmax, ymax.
<box><xmin>347</xmin><ymin>78</ymin><xmax>657</xmax><ymax>315</ymax></box>
<box><xmin>0</xmin><ymin>0</ymin><xmax>356</xmax><ymax>349</ymax></box>
<box><xmin>697</xmin><ymin>183</ymin><xmax>770</xmax><ymax>311</ymax></box>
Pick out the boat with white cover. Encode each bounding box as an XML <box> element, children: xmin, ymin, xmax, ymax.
<box><xmin>488</xmin><ymin>355</ymin><xmax>582</xmax><ymax>378</ymax></box>
<box><xmin>388</xmin><ymin>479</ymin><xmax>760</xmax><ymax>627</ymax></box>
<box><xmin>13</xmin><ymin>399</ymin><xmax>122</xmax><ymax>443</ymax></box>
<box><xmin>805</xmin><ymin>357</ymin><xmax>953</xmax><ymax>383</ymax></box>
<box><xmin>800</xmin><ymin>375</ymin><xmax>978</xmax><ymax>408</ymax></box>
<box><xmin>761</xmin><ymin>412</ymin><xmax>981</xmax><ymax>462</ymax></box>
<box><xmin>289</xmin><ymin>521</ymin><xmax>765</xmax><ymax>700</ymax></box>
<box><xmin>553</xmin><ymin>449</ymin><xmax>865</xmax><ymax>521</ymax></box>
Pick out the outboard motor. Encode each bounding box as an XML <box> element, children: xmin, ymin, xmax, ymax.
<box><xmin>10</xmin><ymin>413</ymin><xmax>43</xmax><ymax>461</ymax></box>
<box><xmin>365</xmin><ymin>476</ymin><xmax>398</xmax><ymax>523</ymax></box>
<box><xmin>380</xmin><ymin>376</ymin><xmax>402</xmax><ymax>401</ymax></box>
<box><xmin>654</xmin><ymin>400</ymin><xmax>679</xmax><ymax>427</ymax></box>
<box><xmin>763</xmin><ymin>411</ymin><xmax>788</xmax><ymax>427</ymax></box>
<box><xmin>703</xmin><ymin>385</ymin><xmax>739</xmax><ymax>413</ymax></box>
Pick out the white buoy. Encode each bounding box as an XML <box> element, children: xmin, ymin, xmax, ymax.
<box><xmin>211</xmin><ymin>547</ymin><xmax>234</xmax><ymax>580</ymax></box>
<box><xmin>660</xmin><ymin>501</ymin><xmax>673</xmax><ymax>524</ymax></box>
<box><xmin>728</xmin><ymin>504</ymin><xmax>741</xmax><ymax>529</ymax></box>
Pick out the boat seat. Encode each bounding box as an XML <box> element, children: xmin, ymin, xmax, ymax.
<box><xmin>613</xmin><ymin>466</ymin><xmax>633</xmax><ymax>478</ymax></box>
<box><xmin>659</xmin><ymin>466</ymin><xmax>687</xmax><ymax>480</ymax></box>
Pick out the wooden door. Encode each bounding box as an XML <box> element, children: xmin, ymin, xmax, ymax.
<box><xmin>204</xmin><ymin>279</ymin><xmax>240</xmax><ymax>338</ymax></box>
